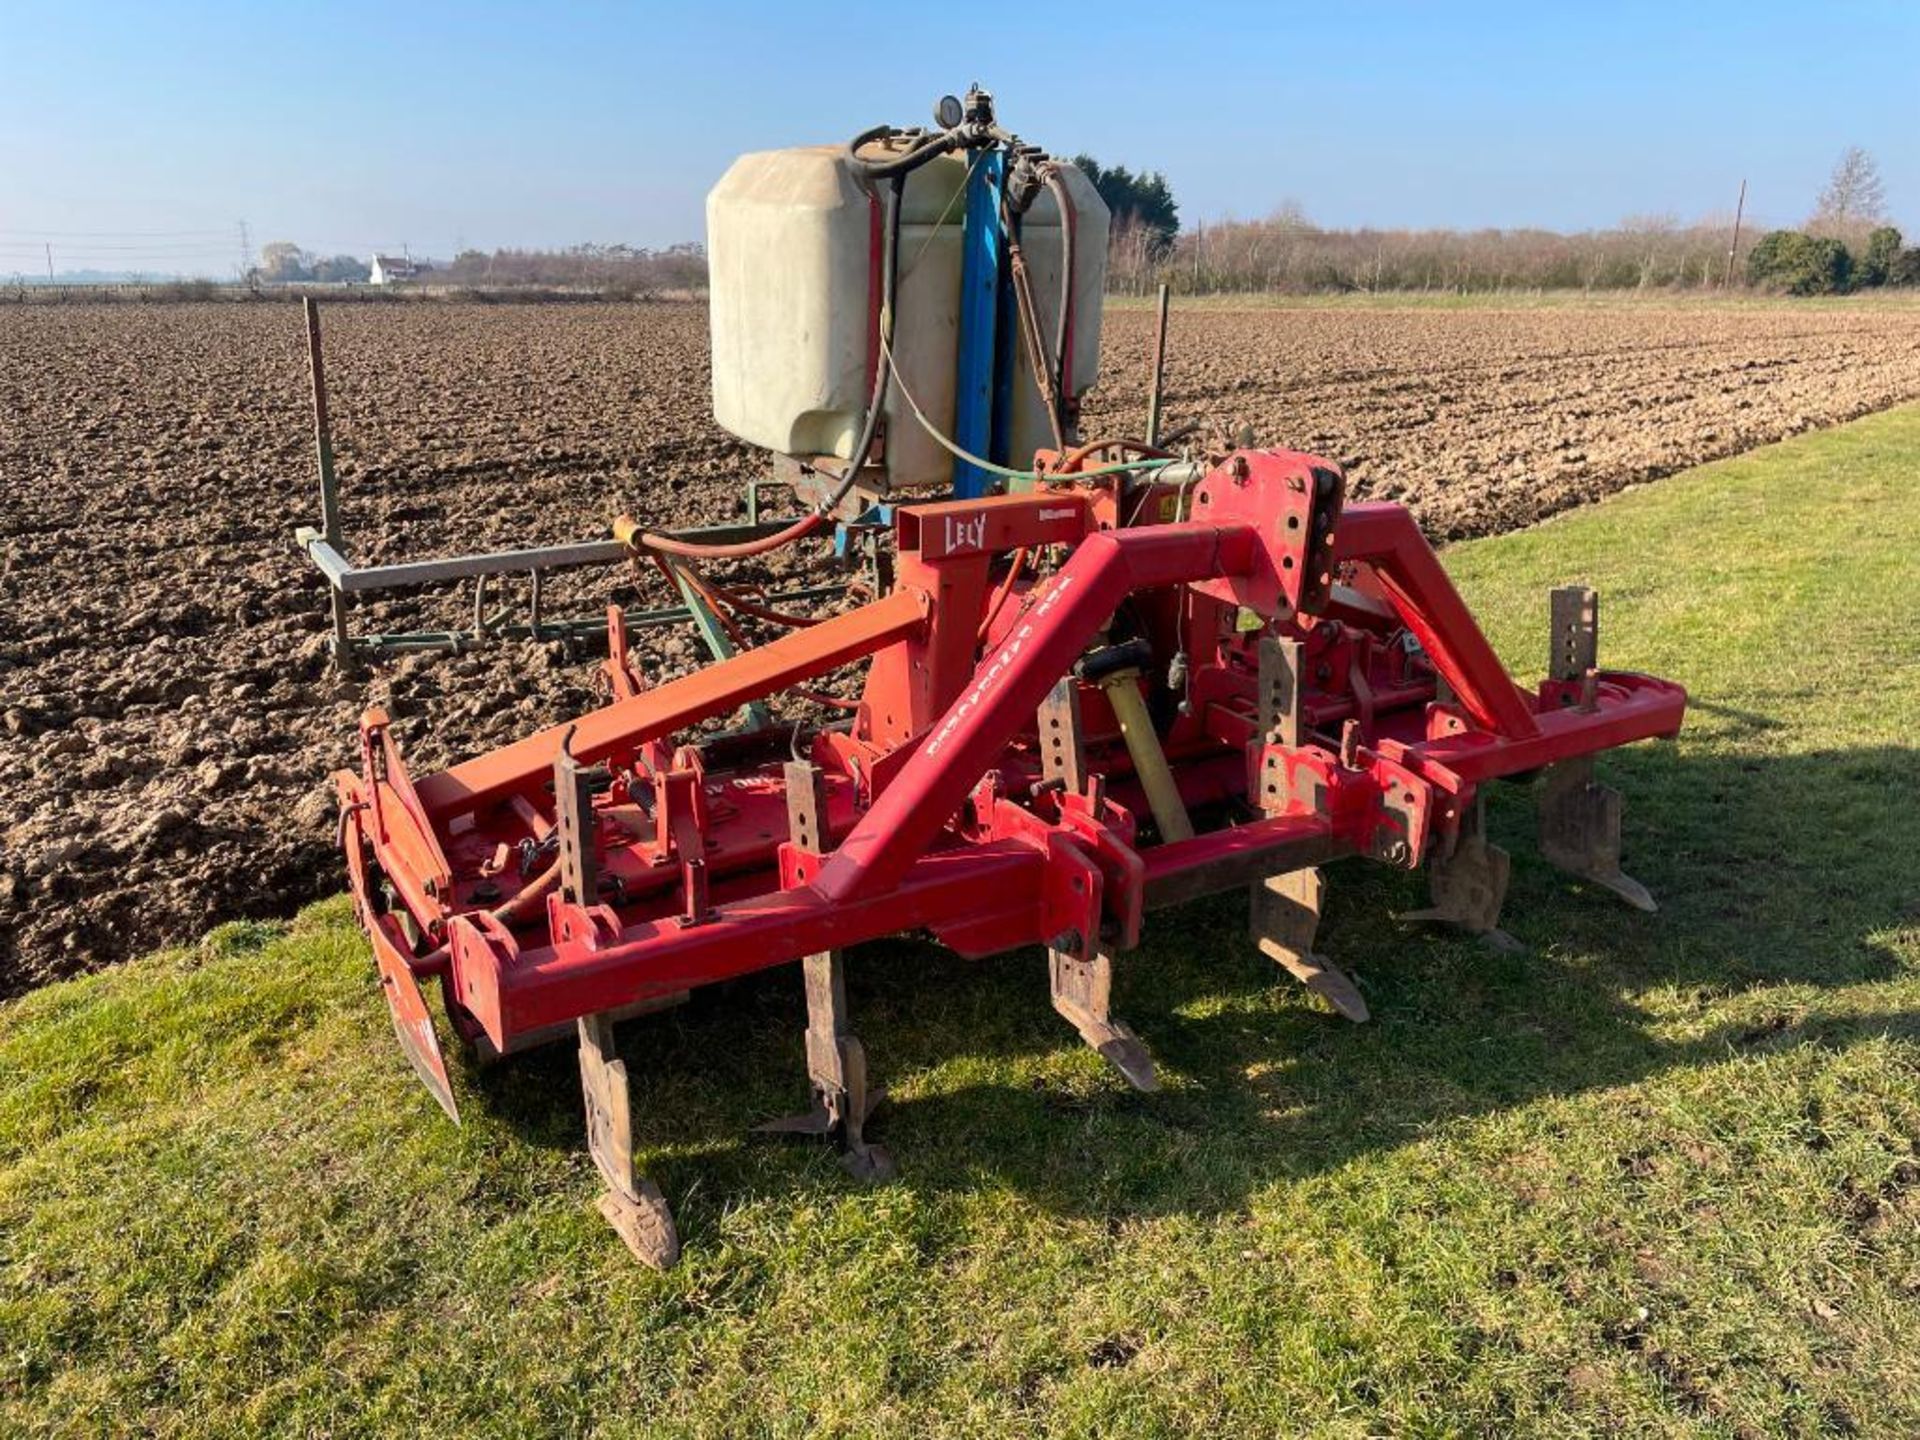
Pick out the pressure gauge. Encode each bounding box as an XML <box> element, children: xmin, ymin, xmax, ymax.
<box><xmin>934</xmin><ymin>94</ymin><xmax>963</xmax><ymax>129</ymax></box>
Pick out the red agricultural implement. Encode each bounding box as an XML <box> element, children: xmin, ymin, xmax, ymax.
<box><xmin>338</xmin><ymin>448</ymin><xmax>1684</xmax><ymax>1266</ymax></box>
<box><xmin>330</xmin><ymin>91</ymin><xmax>1686</xmax><ymax>1267</ymax></box>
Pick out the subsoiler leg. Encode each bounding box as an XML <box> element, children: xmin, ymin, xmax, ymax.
<box><xmin>756</xmin><ymin>950</ymin><xmax>895</xmax><ymax>1182</ymax></box>
<box><xmin>1536</xmin><ymin>585</ymin><xmax>1656</xmax><ymax>912</ymax></box>
<box><xmin>1251</xmin><ymin>867</ymin><xmax>1370</xmax><ymax>1023</ymax></box>
<box><xmin>1538</xmin><ymin>755</ymin><xmax>1656</xmax><ymax>912</ymax></box>
<box><xmin>1400</xmin><ymin>794</ymin><xmax>1520</xmax><ymax>950</ymax></box>
<box><xmin>754</xmin><ymin>759</ymin><xmax>894</xmax><ymax>1180</ymax></box>
<box><xmin>1248</xmin><ymin>635</ymin><xmax>1367</xmax><ymax>1021</ymax></box>
<box><xmin>1049</xmin><ymin>946</ymin><xmax>1159</xmax><ymax>1092</ymax></box>
<box><xmin>578</xmin><ymin>1013</ymin><xmax>681</xmax><ymax>1270</ymax></box>
<box><xmin>559</xmin><ymin>740</ymin><xmax>680</xmax><ymax>1268</ymax></box>
<box><xmin>1037</xmin><ymin>677</ymin><xmax>1160</xmax><ymax>1092</ymax></box>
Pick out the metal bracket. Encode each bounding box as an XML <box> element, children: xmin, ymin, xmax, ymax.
<box><xmin>604</xmin><ymin>604</ymin><xmax>646</xmax><ymax>700</ymax></box>
<box><xmin>654</xmin><ymin>763</ymin><xmax>711</xmax><ymax>926</ymax></box>
<box><xmin>554</xmin><ymin>740</ymin><xmax>599</xmax><ymax>906</ymax></box>
<box><xmin>1037</xmin><ymin>677</ymin><xmax>1089</xmax><ymax>796</ymax></box>
<box><xmin>1257</xmin><ymin>635</ymin><xmax>1305</xmax><ymax>749</ymax></box>
<box><xmin>1549</xmin><ymin>585</ymin><xmax>1600</xmax><ymax>683</ymax></box>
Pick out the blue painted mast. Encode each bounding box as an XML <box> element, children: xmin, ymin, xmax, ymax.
<box><xmin>951</xmin><ymin>149</ymin><xmax>1006</xmax><ymax>498</ymax></box>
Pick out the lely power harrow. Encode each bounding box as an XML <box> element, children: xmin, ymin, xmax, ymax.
<box><xmin>333</xmin><ymin>91</ymin><xmax>1686</xmax><ymax>1267</ymax></box>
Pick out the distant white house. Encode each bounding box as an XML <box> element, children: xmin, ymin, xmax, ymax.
<box><xmin>369</xmin><ymin>254</ymin><xmax>421</xmax><ymax>286</ymax></box>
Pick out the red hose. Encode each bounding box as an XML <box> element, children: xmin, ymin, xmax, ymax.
<box><xmin>1056</xmin><ymin>437</ymin><xmax>1172</xmax><ymax>473</ymax></box>
<box><xmin>634</xmin><ymin>509</ymin><xmax>827</xmax><ymax>561</ymax></box>
<box><xmin>794</xmin><ymin>687</ymin><xmax>860</xmax><ymax>711</ymax></box>
<box><xmin>659</xmin><ymin>557</ymin><xmax>752</xmax><ymax>651</ymax></box>
<box><xmin>685</xmin><ymin>567</ymin><xmax>823</xmax><ymax>629</ymax></box>
<box><xmin>490</xmin><ymin>858</ymin><xmax>560</xmax><ymax>925</ymax></box>
<box><xmin>977</xmin><ymin>547</ymin><xmax>1029</xmax><ymax>642</ymax></box>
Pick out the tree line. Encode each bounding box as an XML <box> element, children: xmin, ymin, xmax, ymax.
<box><xmin>246</xmin><ymin>241</ymin><xmax>706</xmax><ymax>295</ymax></box>
<box><xmin>1093</xmin><ymin>144</ymin><xmax>1916</xmax><ymax>297</ymax></box>
<box><xmin>437</xmin><ymin>243</ymin><xmax>707</xmax><ymax>296</ymax></box>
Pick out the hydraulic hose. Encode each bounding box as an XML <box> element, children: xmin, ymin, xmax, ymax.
<box><xmin>845</xmin><ymin>125</ymin><xmax>961</xmax><ymax>180</ymax></box>
<box><xmin>1043</xmin><ymin>169</ymin><xmax>1076</xmax><ymax>416</ymax></box>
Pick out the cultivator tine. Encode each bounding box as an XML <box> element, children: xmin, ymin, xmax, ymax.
<box><xmin>1248</xmin><ymin>636</ymin><xmax>1368</xmax><ymax>1021</ymax></box>
<box><xmin>755</xmin><ymin>952</ymin><xmax>895</xmax><ymax>1181</ymax></box>
<box><xmin>343</xmin><ymin>779</ymin><xmax>460</xmax><ymax>1121</ymax></box>
<box><xmin>1537</xmin><ymin>586</ymin><xmax>1657</xmax><ymax>912</ymax></box>
<box><xmin>1251</xmin><ymin>868</ymin><xmax>1369</xmax><ymax>1022</ymax></box>
<box><xmin>1048</xmin><ymin>946</ymin><xmax>1159</xmax><ymax>1091</ymax></box>
<box><xmin>556</xmin><ymin>741</ymin><xmax>681</xmax><ymax>1268</ymax></box>
<box><xmin>1398</xmin><ymin>795</ymin><xmax>1520</xmax><ymax>950</ymax></box>
<box><xmin>755</xmin><ymin>761</ymin><xmax>894</xmax><ymax>1179</ymax></box>
<box><xmin>578</xmin><ymin>1012</ymin><xmax>681</xmax><ymax>1270</ymax></box>
<box><xmin>1036</xmin><ymin>678</ymin><xmax>1159</xmax><ymax>1090</ymax></box>
<box><xmin>1538</xmin><ymin>757</ymin><xmax>1657</xmax><ymax>912</ymax></box>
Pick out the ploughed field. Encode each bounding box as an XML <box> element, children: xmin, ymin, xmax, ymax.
<box><xmin>2</xmin><ymin>298</ymin><xmax>1917</xmax><ymax>990</ymax></box>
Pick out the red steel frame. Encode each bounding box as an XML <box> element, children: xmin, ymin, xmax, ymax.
<box><xmin>337</xmin><ymin>449</ymin><xmax>1686</xmax><ymax>1108</ymax></box>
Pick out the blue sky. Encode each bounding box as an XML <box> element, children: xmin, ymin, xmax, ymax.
<box><xmin>3</xmin><ymin>0</ymin><xmax>1915</xmax><ymax>275</ymax></box>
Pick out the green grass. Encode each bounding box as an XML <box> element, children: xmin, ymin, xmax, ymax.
<box><xmin>5</xmin><ymin>410</ymin><xmax>1920</xmax><ymax>1437</ymax></box>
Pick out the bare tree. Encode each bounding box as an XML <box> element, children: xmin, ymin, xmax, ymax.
<box><xmin>1810</xmin><ymin>146</ymin><xmax>1887</xmax><ymax>238</ymax></box>
<box><xmin>254</xmin><ymin>240</ymin><xmax>311</xmax><ymax>283</ymax></box>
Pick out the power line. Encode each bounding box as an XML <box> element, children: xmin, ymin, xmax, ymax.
<box><xmin>0</xmin><ymin>227</ymin><xmax>234</xmax><ymax>238</ymax></box>
<box><xmin>0</xmin><ymin>243</ymin><xmax>239</xmax><ymax>254</ymax></box>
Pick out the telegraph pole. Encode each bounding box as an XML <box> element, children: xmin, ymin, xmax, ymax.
<box><xmin>1724</xmin><ymin>178</ymin><xmax>1747</xmax><ymax>288</ymax></box>
<box><xmin>237</xmin><ymin>219</ymin><xmax>254</xmax><ymax>280</ymax></box>
<box><xmin>44</xmin><ymin>243</ymin><xmax>54</xmax><ymax>283</ymax></box>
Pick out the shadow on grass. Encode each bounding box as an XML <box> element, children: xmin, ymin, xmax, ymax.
<box><xmin>463</xmin><ymin>739</ymin><xmax>1920</xmax><ymax>1236</ymax></box>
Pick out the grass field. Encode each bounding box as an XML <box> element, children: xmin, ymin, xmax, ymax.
<box><xmin>4</xmin><ymin>408</ymin><xmax>1919</xmax><ymax>1436</ymax></box>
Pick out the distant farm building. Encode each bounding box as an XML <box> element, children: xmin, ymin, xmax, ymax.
<box><xmin>368</xmin><ymin>254</ymin><xmax>422</xmax><ymax>286</ymax></box>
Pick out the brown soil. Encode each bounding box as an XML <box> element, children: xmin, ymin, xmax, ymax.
<box><xmin>2</xmin><ymin>298</ymin><xmax>1917</xmax><ymax>992</ymax></box>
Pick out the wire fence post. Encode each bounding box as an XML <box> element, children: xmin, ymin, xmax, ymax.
<box><xmin>1145</xmin><ymin>284</ymin><xmax>1171</xmax><ymax>446</ymax></box>
<box><xmin>304</xmin><ymin>298</ymin><xmax>353</xmax><ymax>663</ymax></box>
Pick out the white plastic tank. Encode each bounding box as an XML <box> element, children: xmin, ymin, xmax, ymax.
<box><xmin>707</xmin><ymin>144</ymin><xmax>1108</xmax><ymax>490</ymax></box>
